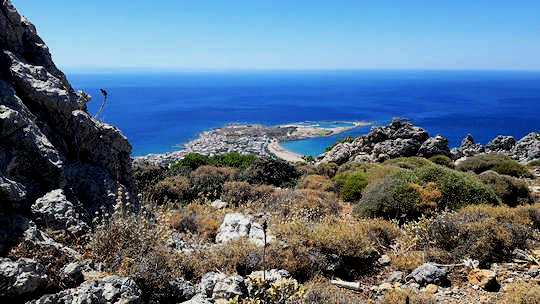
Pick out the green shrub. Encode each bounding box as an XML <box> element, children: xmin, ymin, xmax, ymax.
<box><xmin>354</xmin><ymin>171</ymin><xmax>422</xmax><ymax>220</ymax></box>
<box><xmin>429</xmin><ymin>154</ymin><xmax>454</xmax><ymax>168</ymax></box>
<box><xmin>333</xmin><ymin>171</ymin><xmax>368</xmax><ymax>202</ymax></box>
<box><xmin>479</xmin><ymin>171</ymin><xmax>532</xmax><ymax>207</ymax></box>
<box><xmin>170</xmin><ymin>152</ymin><xmax>258</xmax><ymax>172</ymax></box>
<box><xmin>456</xmin><ymin>153</ymin><xmax>532</xmax><ymax>178</ymax></box>
<box><xmin>414</xmin><ymin>165</ymin><xmax>500</xmax><ymax>210</ymax></box>
<box><xmin>170</xmin><ymin>153</ymin><xmax>210</xmax><ymax>171</ymax></box>
<box><xmin>419</xmin><ymin>204</ymin><xmax>539</xmax><ymax>267</ymax></box>
<box><xmin>355</xmin><ymin>165</ymin><xmax>500</xmax><ymax>220</ymax></box>
<box><xmin>242</xmin><ymin>158</ymin><xmax>301</xmax><ymax>187</ymax></box>
<box><xmin>383</xmin><ymin>157</ymin><xmax>433</xmax><ymax>170</ymax></box>
<box><xmin>209</xmin><ymin>152</ymin><xmax>257</xmax><ymax>169</ymax></box>
<box><xmin>190</xmin><ymin>166</ymin><xmax>238</xmax><ymax>200</ymax></box>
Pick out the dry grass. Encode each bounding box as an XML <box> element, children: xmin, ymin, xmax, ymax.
<box><xmin>380</xmin><ymin>288</ymin><xmax>436</xmax><ymax>304</ymax></box>
<box><xmin>302</xmin><ymin>277</ymin><xmax>365</xmax><ymax>303</ymax></box>
<box><xmin>297</xmin><ymin>174</ymin><xmax>335</xmax><ymax>192</ymax></box>
<box><xmin>500</xmin><ymin>280</ymin><xmax>540</xmax><ymax>304</ymax></box>
<box><xmin>389</xmin><ymin>250</ymin><xmax>425</xmax><ymax>272</ymax></box>
<box><xmin>169</xmin><ymin>203</ymin><xmax>225</xmax><ymax>242</ymax></box>
<box><xmin>266</xmin><ymin>189</ymin><xmax>342</xmax><ymax>221</ymax></box>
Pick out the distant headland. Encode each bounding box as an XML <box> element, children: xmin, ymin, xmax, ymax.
<box><xmin>136</xmin><ymin>121</ymin><xmax>369</xmax><ymax>165</ymax></box>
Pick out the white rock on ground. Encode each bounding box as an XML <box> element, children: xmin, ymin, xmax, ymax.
<box><xmin>215</xmin><ymin>213</ymin><xmax>272</xmax><ymax>247</ymax></box>
<box><xmin>28</xmin><ymin>275</ymin><xmax>142</xmax><ymax>304</ymax></box>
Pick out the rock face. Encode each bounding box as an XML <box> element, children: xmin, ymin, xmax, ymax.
<box><xmin>28</xmin><ymin>276</ymin><xmax>142</xmax><ymax>304</ymax></box>
<box><xmin>0</xmin><ymin>257</ymin><xmax>49</xmax><ymax>299</ymax></box>
<box><xmin>0</xmin><ymin>0</ymin><xmax>135</xmax><ymax>218</ymax></box>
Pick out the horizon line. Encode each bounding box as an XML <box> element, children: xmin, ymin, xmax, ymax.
<box><xmin>64</xmin><ymin>66</ymin><xmax>540</xmax><ymax>74</ymax></box>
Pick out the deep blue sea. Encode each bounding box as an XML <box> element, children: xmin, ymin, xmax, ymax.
<box><xmin>69</xmin><ymin>70</ymin><xmax>540</xmax><ymax>157</ymax></box>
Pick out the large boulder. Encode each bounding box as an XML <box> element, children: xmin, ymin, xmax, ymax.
<box><xmin>31</xmin><ymin>189</ymin><xmax>89</xmax><ymax>236</ymax></box>
<box><xmin>511</xmin><ymin>132</ymin><xmax>540</xmax><ymax>163</ymax></box>
<box><xmin>28</xmin><ymin>275</ymin><xmax>142</xmax><ymax>304</ymax></box>
<box><xmin>417</xmin><ymin>135</ymin><xmax>450</xmax><ymax>157</ymax></box>
<box><xmin>0</xmin><ymin>257</ymin><xmax>49</xmax><ymax>299</ymax></box>
<box><xmin>0</xmin><ymin>0</ymin><xmax>136</xmax><ymax>219</ymax></box>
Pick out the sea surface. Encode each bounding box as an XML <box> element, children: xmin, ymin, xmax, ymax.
<box><xmin>68</xmin><ymin>70</ymin><xmax>540</xmax><ymax>157</ymax></box>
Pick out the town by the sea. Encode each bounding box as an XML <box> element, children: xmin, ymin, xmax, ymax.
<box><xmin>69</xmin><ymin>70</ymin><xmax>540</xmax><ymax>157</ymax></box>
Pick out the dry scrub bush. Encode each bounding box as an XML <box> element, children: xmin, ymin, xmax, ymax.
<box><xmin>221</xmin><ymin>181</ymin><xmax>275</xmax><ymax>207</ymax></box>
<box><xmin>190</xmin><ymin>165</ymin><xmax>238</xmax><ymax>200</ymax></box>
<box><xmin>302</xmin><ymin>278</ymin><xmax>365</xmax><ymax>303</ymax></box>
<box><xmin>501</xmin><ymin>281</ymin><xmax>540</xmax><ymax>304</ymax></box>
<box><xmin>178</xmin><ymin>216</ymin><xmax>400</xmax><ymax>281</ymax></box>
<box><xmin>176</xmin><ymin>239</ymin><xmax>259</xmax><ymax>280</ymax></box>
<box><xmin>297</xmin><ymin>174</ymin><xmax>335</xmax><ymax>192</ymax></box>
<box><xmin>314</xmin><ymin>162</ymin><xmax>339</xmax><ymax>178</ymax></box>
<box><xmin>267</xmin><ymin>189</ymin><xmax>341</xmax><ymax>221</ymax></box>
<box><xmin>389</xmin><ymin>250</ymin><xmax>425</xmax><ymax>272</ymax></box>
<box><xmin>169</xmin><ymin>203</ymin><xmax>224</xmax><ymax>242</ymax></box>
<box><xmin>152</xmin><ymin>175</ymin><xmax>192</xmax><ymax>204</ymax></box>
<box><xmin>381</xmin><ymin>288</ymin><xmax>435</xmax><ymax>304</ymax></box>
<box><xmin>418</xmin><ymin>204</ymin><xmax>540</xmax><ymax>266</ymax></box>
<box><xmin>89</xmin><ymin>211</ymin><xmax>187</xmax><ymax>303</ymax></box>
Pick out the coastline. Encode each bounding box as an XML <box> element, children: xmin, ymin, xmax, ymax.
<box><xmin>267</xmin><ymin>139</ymin><xmax>305</xmax><ymax>163</ymax></box>
<box><xmin>135</xmin><ymin>120</ymin><xmax>370</xmax><ymax>166</ymax></box>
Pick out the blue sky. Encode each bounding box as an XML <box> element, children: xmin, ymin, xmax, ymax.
<box><xmin>13</xmin><ymin>0</ymin><xmax>540</xmax><ymax>71</ymax></box>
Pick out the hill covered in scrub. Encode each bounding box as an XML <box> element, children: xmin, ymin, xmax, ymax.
<box><xmin>1</xmin><ymin>1</ymin><xmax>540</xmax><ymax>303</ymax></box>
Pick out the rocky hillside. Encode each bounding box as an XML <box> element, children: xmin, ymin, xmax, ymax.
<box><xmin>0</xmin><ymin>0</ymin><xmax>136</xmax><ymax>236</ymax></box>
<box><xmin>321</xmin><ymin>118</ymin><xmax>540</xmax><ymax>165</ymax></box>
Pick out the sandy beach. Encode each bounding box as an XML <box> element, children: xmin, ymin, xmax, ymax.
<box><xmin>267</xmin><ymin>139</ymin><xmax>305</xmax><ymax>163</ymax></box>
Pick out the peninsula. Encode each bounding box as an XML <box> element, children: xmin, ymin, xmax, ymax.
<box><xmin>137</xmin><ymin>121</ymin><xmax>368</xmax><ymax>165</ymax></box>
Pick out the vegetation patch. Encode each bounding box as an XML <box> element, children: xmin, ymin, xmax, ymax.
<box><xmin>456</xmin><ymin>153</ymin><xmax>533</xmax><ymax>178</ymax></box>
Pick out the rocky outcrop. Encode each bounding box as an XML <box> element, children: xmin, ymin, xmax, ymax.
<box><xmin>485</xmin><ymin>135</ymin><xmax>516</xmax><ymax>154</ymax></box>
<box><xmin>0</xmin><ymin>0</ymin><xmax>135</xmax><ymax>221</ymax></box>
<box><xmin>322</xmin><ymin>119</ymin><xmax>540</xmax><ymax>164</ymax></box>
<box><xmin>511</xmin><ymin>133</ymin><xmax>540</xmax><ymax>163</ymax></box>
<box><xmin>320</xmin><ymin>119</ymin><xmax>431</xmax><ymax>164</ymax></box>
<box><xmin>28</xmin><ymin>275</ymin><xmax>142</xmax><ymax>304</ymax></box>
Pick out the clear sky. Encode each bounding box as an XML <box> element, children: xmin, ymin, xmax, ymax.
<box><xmin>13</xmin><ymin>0</ymin><xmax>540</xmax><ymax>71</ymax></box>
